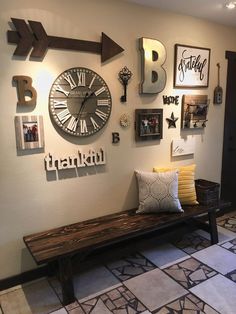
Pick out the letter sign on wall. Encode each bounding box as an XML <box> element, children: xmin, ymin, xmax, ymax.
<box><xmin>139</xmin><ymin>37</ymin><xmax>167</xmax><ymax>94</ymax></box>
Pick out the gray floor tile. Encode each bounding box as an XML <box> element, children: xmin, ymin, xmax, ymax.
<box><xmin>106</xmin><ymin>252</ymin><xmax>156</xmax><ymax>281</ymax></box>
<box><xmin>124</xmin><ymin>268</ymin><xmax>187</xmax><ymax>312</ymax></box>
<box><xmin>50</xmin><ymin>308</ymin><xmax>67</xmax><ymax>314</ymax></box>
<box><xmin>171</xmin><ymin>231</ymin><xmax>211</xmax><ymax>254</ymax></box>
<box><xmin>217</xmin><ymin>214</ymin><xmax>236</xmax><ymax>232</ymax></box>
<box><xmin>192</xmin><ymin>244</ymin><xmax>236</xmax><ymax>274</ymax></box>
<box><xmin>154</xmin><ymin>292</ymin><xmax>219</xmax><ymax>314</ymax></box>
<box><xmin>196</xmin><ymin>226</ymin><xmax>236</xmax><ymax>243</ymax></box>
<box><xmin>0</xmin><ymin>279</ymin><xmax>62</xmax><ymax>314</ymax></box>
<box><xmin>163</xmin><ymin>257</ymin><xmax>217</xmax><ymax>289</ymax></box>
<box><xmin>140</xmin><ymin>242</ymin><xmax>188</xmax><ymax>267</ymax></box>
<box><xmin>50</xmin><ymin>265</ymin><xmax>120</xmax><ymax>301</ymax></box>
<box><xmin>80</xmin><ymin>285</ymin><xmax>147</xmax><ymax>314</ymax></box>
<box><xmin>190</xmin><ymin>274</ymin><xmax>236</xmax><ymax>314</ymax></box>
<box><xmin>220</xmin><ymin>237</ymin><xmax>236</xmax><ymax>254</ymax></box>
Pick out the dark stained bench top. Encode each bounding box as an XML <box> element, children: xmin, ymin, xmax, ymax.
<box><xmin>23</xmin><ymin>203</ymin><xmax>221</xmax><ymax>265</ymax></box>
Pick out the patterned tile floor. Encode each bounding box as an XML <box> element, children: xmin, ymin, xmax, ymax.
<box><xmin>0</xmin><ymin>211</ymin><xmax>236</xmax><ymax>314</ymax></box>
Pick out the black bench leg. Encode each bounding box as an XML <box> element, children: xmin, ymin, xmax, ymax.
<box><xmin>208</xmin><ymin>210</ymin><xmax>219</xmax><ymax>244</ymax></box>
<box><xmin>58</xmin><ymin>257</ymin><xmax>75</xmax><ymax>306</ymax></box>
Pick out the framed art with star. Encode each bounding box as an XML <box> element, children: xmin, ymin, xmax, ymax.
<box><xmin>135</xmin><ymin>109</ymin><xmax>163</xmax><ymax>141</ymax></box>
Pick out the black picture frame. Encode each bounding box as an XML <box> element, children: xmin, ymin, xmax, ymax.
<box><xmin>135</xmin><ymin>109</ymin><xmax>163</xmax><ymax>141</ymax></box>
<box><xmin>174</xmin><ymin>44</ymin><xmax>211</xmax><ymax>88</ymax></box>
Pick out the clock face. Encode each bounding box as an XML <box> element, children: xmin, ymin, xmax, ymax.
<box><xmin>49</xmin><ymin>67</ymin><xmax>112</xmax><ymax>137</ymax></box>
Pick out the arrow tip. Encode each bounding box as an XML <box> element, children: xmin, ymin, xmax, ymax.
<box><xmin>101</xmin><ymin>33</ymin><xmax>124</xmax><ymax>63</ymax></box>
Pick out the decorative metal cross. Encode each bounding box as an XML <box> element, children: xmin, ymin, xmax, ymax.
<box><xmin>118</xmin><ymin>66</ymin><xmax>132</xmax><ymax>102</ymax></box>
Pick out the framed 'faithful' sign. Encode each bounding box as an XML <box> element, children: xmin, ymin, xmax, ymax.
<box><xmin>174</xmin><ymin>44</ymin><xmax>210</xmax><ymax>88</ymax></box>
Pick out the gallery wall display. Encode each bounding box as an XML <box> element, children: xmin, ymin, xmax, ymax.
<box><xmin>13</xmin><ymin>75</ymin><xmax>37</xmax><ymax>106</ymax></box>
<box><xmin>181</xmin><ymin>95</ymin><xmax>209</xmax><ymax>129</ymax></box>
<box><xmin>118</xmin><ymin>66</ymin><xmax>132</xmax><ymax>102</ymax></box>
<box><xmin>7</xmin><ymin>18</ymin><xmax>124</xmax><ymax>62</ymax></box>
<box><xmin>15</xmin><ymin>115</ymin><xmax>44</xmax><ymax>150</ymax></box>
<box><xmin>172</xmin><ymin>138</ymin><xmax>195</xmax><ymax>157</ymax></box>
<box><xmin>139</xmin><ymin>37</ymin><xmax>166</xmax><ymax>94</ymax></box>
<box><xmin>49</xmin><ymin>67</ymin><xmax>112</xmax><ymax>137</ymax></box>
<box><xmin>135</xmin><ymin>109</ymin><xmax>163</xmax><ymax>141</ymax></box>
<box><xmin>174</xmin><ymin>44</ymin><xmax>210</xmax><ymax>88</ymax></box>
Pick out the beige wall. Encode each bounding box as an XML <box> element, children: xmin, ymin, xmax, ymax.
<box><xmin>0</xmin><ymin>0</ymin><xmax>236</xmax><ymax>280</ymax></box>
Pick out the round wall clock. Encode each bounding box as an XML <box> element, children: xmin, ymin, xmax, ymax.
<box><xmin>49</xmin><ymin>67</ymin><xmax>112</xmax><ymax>137</ymax></box>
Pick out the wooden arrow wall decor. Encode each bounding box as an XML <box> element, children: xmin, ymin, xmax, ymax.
<box><xmin>7</xmin><ymin>18</ymin><xmax>124</xmax><ymax>62</ymax></box>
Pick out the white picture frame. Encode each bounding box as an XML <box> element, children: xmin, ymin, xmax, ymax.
<box><xmin>15</xmin><ymin>115</ymin><xmax>44</xmax><ymax>150</ymax></box>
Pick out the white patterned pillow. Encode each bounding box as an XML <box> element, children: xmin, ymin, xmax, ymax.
<box><xmin>135</xmin><ymin>170</ymin><xmax>183</xmax><ymax>213</ymax></box>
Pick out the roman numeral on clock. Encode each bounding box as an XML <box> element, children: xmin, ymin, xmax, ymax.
<box><xmin>94</xmin><ymin>86</ymin><xmax>106</xmax><ymax>96</ymax></box>
<box><xmin>53</xmin><ymin>100</ymin><xmax>67</xmax><ymax>109</ymax></box>
<box><xmin>77</xmin><ymin>72</ymin><xmax>86</xmax><ymax>87</ymax></box>
<box><xmin>64</xmin><ymin>73</ymin><xmax>77</xmax><ymax>89</ymax></box>
<box><xmin>90</xmin><ymin>117</ymin><xmax>99</xmax><ymax>130</ymax></box>
<box><xmin>80</xmin><ymin>119</ymin><xmax>88</xmax><ymax>133</ymax></box>
<box><xmin>95</xmin><ymin>109</ymin><xmax>108</xmax><ymax>121</ymax></box>
<box><xmin>57</xmin><ymin>108</ymin><xmax>71</xmax><ymax>124</ymax></box>
<box><xmin>67</xmin><ymin>116</ymin><xmax>78</xmax><ymax>132</ymax></box>
<box><xmin>56</xmin><ymin>85</ymin><xmax>70</xmax><ymax>97</ymax></box>
<box><xmin>97</xmin><ymin>99</ymin><xmax>109</xmax><ymax>106</ymax></box>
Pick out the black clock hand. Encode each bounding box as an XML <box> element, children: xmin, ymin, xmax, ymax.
<box><xmin>76</xmin><ymin>91</ymin><xmax>94</xmax><ymax>120</ymax></box>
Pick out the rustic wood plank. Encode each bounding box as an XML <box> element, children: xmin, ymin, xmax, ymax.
<box><xmin>23</xmin><ymin>204</ymin><xmax>219</xmax><ymax>265</ymax></box>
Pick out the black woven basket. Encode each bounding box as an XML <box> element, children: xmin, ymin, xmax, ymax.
<box><xmin>195</xmin><ymin>179</ymin><xmax>220</xmax><ymax>205</ymax></box>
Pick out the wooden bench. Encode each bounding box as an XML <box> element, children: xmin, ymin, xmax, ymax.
<box><xmin>23</xmin><ymin>202</ymin><xmax>226</xmax><ymax>306</ymax></box>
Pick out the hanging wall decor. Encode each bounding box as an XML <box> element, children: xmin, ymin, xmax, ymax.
<box><xmin>7</xmin><ymin>18</ymin><xmax>124</xmax><ymax>62</ymax></box>
<box><xmin>174</xmin><ymin>44</ymin><xmax>210</xmax><ymax>88</ymax></box>
<box><xmin>135</xmin><ymin>109</ymin><xmax>163</xmax><ymax>141</ymax></box>
<box><xmin>163</xmin><ymin>95</ymin><xmax>179</xmax><ymax>105</ymax></box>
<box><xmin>49</xmin><ymin>67</ymin><xmax>112</xmax><ymax>137</ymax></box>
<box><xmin>44</xmin><ymin>148</ymin><xmax>106</xmax><ymax>171</ymax></box>
<box><xmin>213</xmin><ymin>63</ymin><xmax>223</xmax><ymax>104</ymax></box>
<box><xmin>118</xmin><ymin>66</ymin><xmax>132</xmax><ymax>102</ymax></box>
<box><xmin>181</xmin><ymin>95</ymin><xmax>209</xmax><ymax>129</ymax></box>
<box><xmin>15</xmin><ymin>115</ymin><xmax>44</xmax><ymax>150</ymax></box>
<box><xmin>139</xmin><ymin>37</ymin><xmax>166</xmax><ymax>94</ymax></box>
<box><xmin>166</xmin><ymin>112</ymin><xmax>178</xmax><ymax>128</ymax></box>
<box><xmin>13</xmin><ymin>75</ymin><xmax>37</xmax><ymax>106</ymax></box>
<box><xmin>172</xmin><ymin>138</ymin><xmax>195</xmax><ymax>157</ymax></box>
<box><xmin>120</xmin><ymin>113</ymin><xmax>131</xmax><ymax>128</ymax></box>
<box><xmin>112</xmin><ymin>132</ymin><xmax>120</xmax><ymax>144</ymax></box>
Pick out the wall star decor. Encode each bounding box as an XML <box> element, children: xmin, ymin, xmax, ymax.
<box><xmin>166</xmin><ymin>112</ymin><xmax>178</xmax><ymax>128</ymax></box>
<box><xmin>7</xmin><ymin>18</ymin><xmax>124</xmax><ymax>62</ymax></box>
<box><xmin>174</xmin><ymin>44</ymin><xmax>210</xmax><ymax>88</ymax></box>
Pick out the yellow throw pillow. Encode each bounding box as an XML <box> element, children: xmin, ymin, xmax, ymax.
<box><xmin>153</xmin><ymin>164</ymin><xmax>198</xmax><ymax>205</ymax></box>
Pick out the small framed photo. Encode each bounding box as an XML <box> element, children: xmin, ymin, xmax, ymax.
<box><xmin>181</xmin><ymin>95</ymin><xmax>209</xmax><ymax>129</ymax></box>
<box><xmin>15</xmin><ymin>115</ymin><xmax>44</xmax><ymax>150</ymax></box>
<box><xmin>135</xmin><ymin>109</ymin><xmax>163</xmax><ymax>141</ymax></box>
<box><xmin>174</xmin><ymin>44</ymin><xmax>210</xmax><ymax>88</ymax></box>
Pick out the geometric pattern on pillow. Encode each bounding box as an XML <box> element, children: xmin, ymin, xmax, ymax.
<box><xmin>135</xmin><ymin>170</ymin><xmax>183</xmax><ymax>214</ymax></box>
<box><xmin>153</xmin><ymin>164</ymin><xmax>198</xmax><ymax>205</ymax></box>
